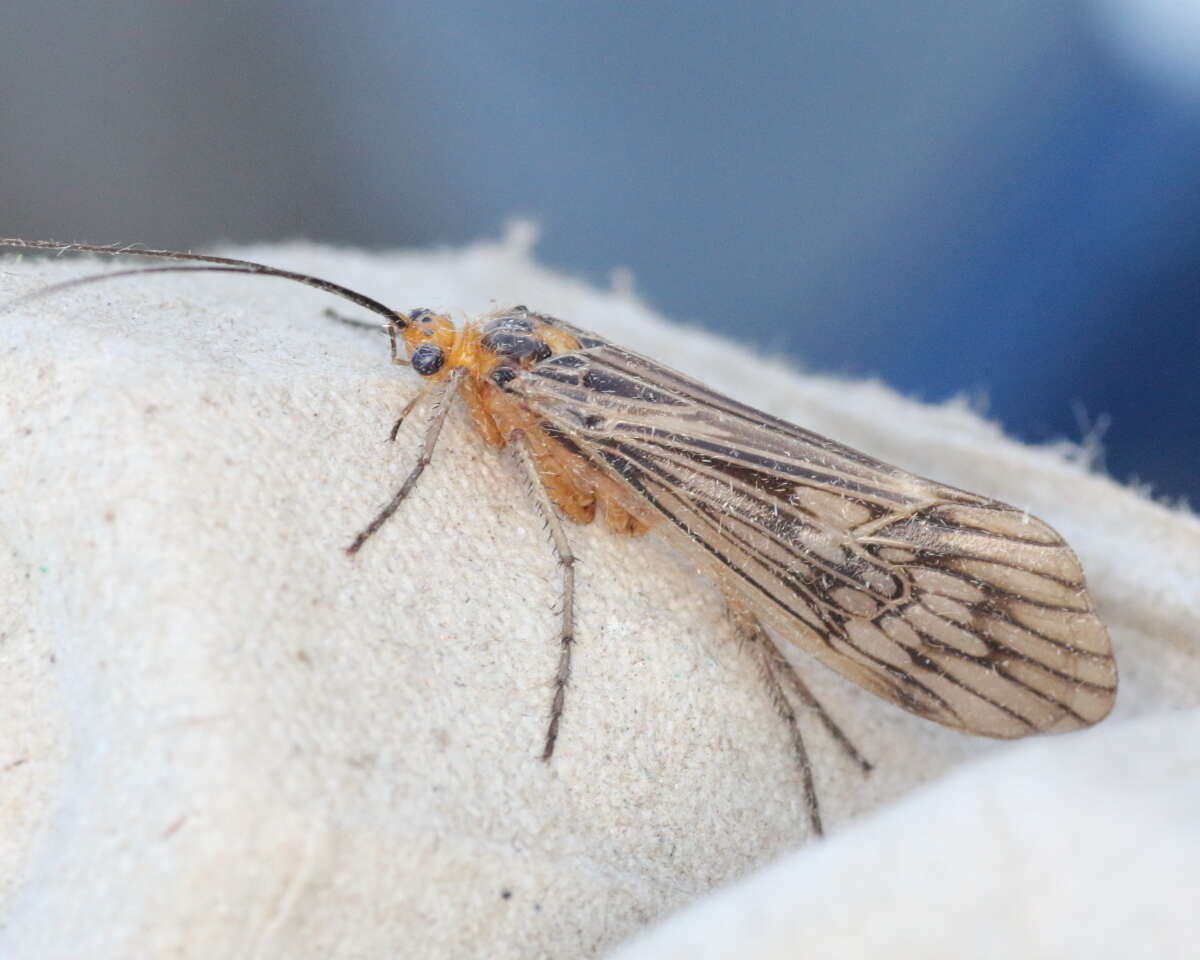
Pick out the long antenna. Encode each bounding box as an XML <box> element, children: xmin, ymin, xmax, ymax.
<box><xmin>0</xmin><ymin>238</ymin><xmax>410</xmax><ymax>328</ymax></box>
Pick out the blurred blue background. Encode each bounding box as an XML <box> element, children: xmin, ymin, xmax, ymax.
<box><xmin>3</xmin><ymin>0</ymin><xmax>1197</xmax><ymax>504</ymax></box>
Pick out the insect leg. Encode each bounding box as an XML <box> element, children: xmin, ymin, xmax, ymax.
<box><xmin>509</xmin><ymin>430</ymin><xmax>576</xmax><ymax>762</ymax></box>
<box><xmin>323</xmin><ymin>306</ymin><xmax>385</xmax><ymax>333</ymax></box>
<box><xmin>322</xmin><ymin>308</ymin><xmax>409</xmax><ymax>368</ymax></box>
<box><xmin>387</xmin><ymin>390</ymin><xmax>425</xmax><ymax>443</ymax></box>
<box><xmin>346</xmin><ymin>369</ymin><xmax>464</xmax><ymax>555</ymax></box>
<box><xmin>725</xmin><ymin>600</ymin><xmax>824</xmax><ymax>835</ymax></box>
<box><xmin>775</xmin><ymin>651</ymin><xmax>873</xmax><ymax>774</ymax></box>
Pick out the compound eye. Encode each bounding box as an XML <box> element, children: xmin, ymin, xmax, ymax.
<box><xmin>410</xmin><ymin>343</ymin><xmax>446</xmax><ymax>376</ymax></box>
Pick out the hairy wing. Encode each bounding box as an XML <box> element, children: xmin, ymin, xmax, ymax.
<box><xmin>507</xmin><ymin>323</ymin><xmax>1116</xmax><ymax>737</ymax></box>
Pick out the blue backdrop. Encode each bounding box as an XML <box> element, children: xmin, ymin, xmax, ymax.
<box><xmin>4</xmin><ymin>0</ymin><xmax>1197</xmax><ymax>503</ymax></box>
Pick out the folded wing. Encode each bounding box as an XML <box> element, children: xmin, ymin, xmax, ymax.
<box><xmin>508</xmin><ymin>322</ymin><xmax>1117</xmax><ymax>737</ymax></box>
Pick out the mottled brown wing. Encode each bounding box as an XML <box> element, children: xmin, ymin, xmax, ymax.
<box><xmin>505</xmin><ymin>320</ymin><xmax>1116</xmax><ymax>737</ymax></box>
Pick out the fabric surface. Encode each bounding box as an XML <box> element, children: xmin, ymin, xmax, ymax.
<box><xmin>1</xmin><ymin>228</ymin><xmax>1196</xmax><ymax>959</ymax></box>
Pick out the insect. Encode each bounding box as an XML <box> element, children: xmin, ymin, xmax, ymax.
<box><xmin>1</xmin><ymin>238</ymin><xmax>1118</xmax><ymax>835</ymax></box>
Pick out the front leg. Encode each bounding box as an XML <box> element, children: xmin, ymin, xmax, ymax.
<box><xmin>346</xmin><ymin>369</ymin><xmax>463</xmax><ymax>555</ymax></box>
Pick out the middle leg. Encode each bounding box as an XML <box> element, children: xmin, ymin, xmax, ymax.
<box><xmin>510</xmin><ymin>429</ymin><xmax>577</xmax><ymax>762</ymax></box>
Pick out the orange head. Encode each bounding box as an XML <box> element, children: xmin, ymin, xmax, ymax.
<box><xmin>395</xmin><ymin>306</ymin><xmax>581</xmax><ymax>384</ymax></box>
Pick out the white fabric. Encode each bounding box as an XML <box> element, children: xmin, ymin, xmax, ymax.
<box><xmin>611</xmin><ymin>708</ymin><xmax>1200</xmax><ymax>960</ymax></box>
<box><xmin>1</xmin><ymin>228</ymin><xmax>1196</xmax><ymax>959</ymax></box>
